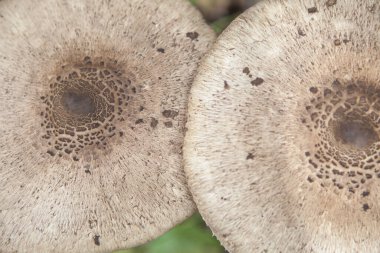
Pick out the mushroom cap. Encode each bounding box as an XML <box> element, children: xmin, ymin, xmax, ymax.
<box><xmin>0</xmin><ymin>0</ymin><xmax>214</xmax><ymax>252</ymax></box>
<box><xmin>184</xmin><ymin>0</ymin><xmax>380</xmax><ymax>252</ymax></box>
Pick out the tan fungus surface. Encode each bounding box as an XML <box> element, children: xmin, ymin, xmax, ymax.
<box><xmin>0</xmin><ymin>0</ymin><xmax>215</xmax><ymax>252</ymax></box>
<box><xmin>185</xmin><ymin>0</ymin><xmax>380</xmax><ymax>252</ymax></box>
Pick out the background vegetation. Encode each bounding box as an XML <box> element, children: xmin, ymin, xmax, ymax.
<box><xmin>115</xmin><ymin>1</ymin><xmax>256</xmax><ymax>252</ymax></box>
<box><xmin>115</xmin><ymin>213</ymin><xmax>226</xmax><ymax>253</ymax></box>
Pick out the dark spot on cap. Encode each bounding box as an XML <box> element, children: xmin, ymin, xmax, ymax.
<box><xmin>332</xmin><ymin>79</ymin><xmax>342</xmax><ymax>89</ymax></box>
<box><xmin>363</xmin><ymin>203</ymin><xmax>370</xmax><ymax>211</ymax></box>
<box><xmin>307</xmin><ymin>176</ymin><xmax>314</xmax><ymax>183</ymax></box>
<box><xmin>83</xmin><ymin>56</ymin><xmax>91</xmax><ymax>63</ymax></box>
<box><xmin>243</xmin><ymin>67</ymin><xmax>250</xmax><ymax>75</ymax></box>
<box><xmin>84</xmin><ymin>165</ymin><xmax>91</xmax><ymax>174</ymax></box>
<box><xmin>309</xmin><ymin>87</ymin><xmax>318</xmax><ymax>94</ymax></box>
<box><xmin>251</xmin><ymin>78</ymin><xmax>264</xmax><ymax>86</ymax></box>
<box><xmin>162</xmin><ymin>110</ymin><xmax>179</xmax><ymax>119</ymax></box>
<box><xmin>93</xmin><ymin>235</ymin><xmax>100</xmax><ymax>246</ymax></box>
<box><xmin>157</xmin><ymin>48</ymin><xmax>165</xmax><ymax>53</ymax></box>
<box><xmin>246</xmin><ymin>153</ymin><xmax>255</xmax><ymax>160</ymax></box>
<box><xmin>164</xmin><ymin>121</ymin><xmax>173</xmax><ymax>128</ymax></box>
<box><xmin>150</xmin><ymin>118</ymin><xmax>158</xmax><ymax>128</ymax></box>
<box><xmin>298</xmin><ymin>28</ymin><xmax>306</xmax><ymax>36</ymax></box>
<box><xmin>47</xmin><ymin>150</ymin><xmax>56</xmax><ymax>157</ymax></box>
<box><xmin>135</xmin><ymin>119</ymin><xmax>144</xmax><ymax>124</ymax></box>
<box><xmin>305</xmin><ymin>152</ymin><xmax>311</xmax><ymax>156</ymax></box>
<box><xmin>362</xmin><ymin>191</ymin><xmax>370</xmax><ymax>197</ymax></box>
<box><xmin>343</xmin><ymin>39</ymin><xmax>350</xmax><ymax>44</ymax></box>
<box><xmin>324</xmin><ymin>88</ymin><xmax>332</xmax><ymax>97</ymax></box>
<box><xmin>326</xmin><ymin>0</ymin><xmax>337</xmax><ymax>7</ymax></box>
<box><xmin>307</xmin><ymin>7</ymin><xmax>318</xmax><ymax>13</ymax></box>
<box><xmin>224</xmin><ymin>81</ymin><xmax>230</xmax><ymax>90</ymax></box>
<box><xmin>334</xmin><ymin>39</ymin><xmax>341</xmax><ymax>46</ymax></box>
<box><xmin>186</xmin><ymin>32</ymin><xmax>199</xmax><ymax>41</ymax></box>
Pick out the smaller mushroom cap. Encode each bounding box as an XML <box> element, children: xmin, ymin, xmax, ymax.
<box><xmin>0</xmin><ymin>0</ymin><xmax>214</xmax><ymax>252</ymax></box>
<box><xmin>185</xmin><ymin>0</ymin><xmax>380</xmax><ymax>252</ymax></box>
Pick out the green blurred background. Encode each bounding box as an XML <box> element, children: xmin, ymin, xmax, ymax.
<box><xmin>114</xmin><ymin>213</ymin><xmax>226</xmax><ymax>253</ymax></box>
<box><xmin>114</xmin><ymin>1</ymin><xmax>257</xmax><ymax>252</ymax></box>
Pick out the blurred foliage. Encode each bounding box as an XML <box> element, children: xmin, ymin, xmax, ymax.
<box><xmin>191</xmin><ymin>0</ymin><xmax>251</xmax><ymax>34</ymax></box>
<box><xmin>210</xmin><ymin>13</ymin><xmax>239</xmax><ymax>34</ymax></box>
<box><xmin>115</xmin><ymin>213</ymin><xmax>225</xmax><ymax>253</ymax></box>
<box><xmin>114</xmin><ymin>1</ymin><xmax>241</xmax><ymax>252</ymax></box>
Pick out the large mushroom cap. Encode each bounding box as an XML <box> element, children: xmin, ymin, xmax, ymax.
<box><xmin>0</xmin><ymin>0</ymin><xmax>214</xmax><ymax>252</ymax></box>
<box><xmin>185</xmin><ymin>0</ymin><xmax>380</xmax><ymax>252</ymax></box>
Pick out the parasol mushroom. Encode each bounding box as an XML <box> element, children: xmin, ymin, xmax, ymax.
<box><xmin>0</xmin><ymin>0</ymin><xmax>214</xmax><ymax>252</ymax></box>
<box><xmin>184</xmin><ymin>0</ymin><xmax>380</xmax><ymax>252</ymax></box>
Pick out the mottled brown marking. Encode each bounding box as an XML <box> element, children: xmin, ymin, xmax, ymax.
<box><xmin>298</xmin><ymin>28</ymin><xmax>306</xmax><ymax>36</ymax></box>
<box><xmin>186</xmin><ymin>31</ymin><xmax>199</xmax><ymax>40</ymax></box>
<box><xmin>162</xmin><ymin>110</ymin><xmax>179</xmax><ymax>119</ymax></box>
<box><xmin>164</xmin><ymin>121</ymin><xmax>173</xmax><ymax>128</ymax></box>
<box><xmin>150</xmin><ymin>118</ymin><xmax>158</xmax><ymax>128</ymax></box>
<box><xmin>246</xmin><ymin>153</ymin><xmax>255</xmax><ymax>160</ymax></box>
<box><xmin>251</xmin><ymin>78</ymin><xmax>264</xmax><ymax>86</ymax></box>
<box><xmin>224</xmin><ymin>81</ymin><xmax>230</xmax><ymax>90</ymax></box>
<box><xmin>309</xmin><ymin>87</ymin><xmax>318</xmax><ymax>94</ymax></box>
<box><xmin>326</xmin><ymin>0</ymin><xmax>337</xmax><ymax>7</ymax></box>
<box><xmin>307</xmin><ymin>7</ymin><xmax>318</xmax><ymax>13</ymax></box>
<box><xmin>93</xmin><ymin>235</ymin><xmax>100</xmax><ymax>246</ymax></box>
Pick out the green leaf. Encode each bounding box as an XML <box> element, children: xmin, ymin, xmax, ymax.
<box><xmin>210</xmin><ymin>13</ymin><xmax>239</xmax><ymax>34</ymax></box>
<box><xmin>114</xmin><ymin>213</ymin><xmax>225</xmax><ymax>253</ymax></box>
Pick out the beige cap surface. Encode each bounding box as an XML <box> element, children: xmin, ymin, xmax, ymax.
<box><xmin>0</xmin><ymin>0</ymin><xmax>215</xmax><ymax>252</ymax></box>
<box><xmin>185</xmin><ymin>0</ymin><xmax>380</xmax><ymax>252</ymax></box>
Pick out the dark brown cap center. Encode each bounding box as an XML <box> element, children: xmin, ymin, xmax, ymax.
<box><xmin>303</xmin><ymin>81</ymin><xmax>380</xmax><ymax>201</ymax></box>
<box><xmin>334</xmin><ymin>119</ymin><xmax>379</xmax><ymax>149</ymax></box>
<box><xmin>40</xmin><ymin>56</ymin><xmax>137</xmax><ymax>161</ymax></box>
<box><xmin>62</xmin><ymin>91</ymin><xmax>96</xmax><ymax>116</ymax></box>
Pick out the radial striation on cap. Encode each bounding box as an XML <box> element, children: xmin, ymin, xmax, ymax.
<box><xmin>184</xmin><ymin>0</ymin><xmax>380</xmax><ymax>252</ymax></box>
<box><xmin>0</xmin><ymin>0</ymin><xmax>214</xmax><ymax>252</ymax></box>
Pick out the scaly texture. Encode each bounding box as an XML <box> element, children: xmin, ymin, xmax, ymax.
<box><xmin>0</xmin><ymin>0</ymin><xmax>215</xmax><ymax>252</ymax></box>
<box><xmin>185</xmin><ymin>0</ymin><xmax>380</xmax><ymax>252</ymax></box>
